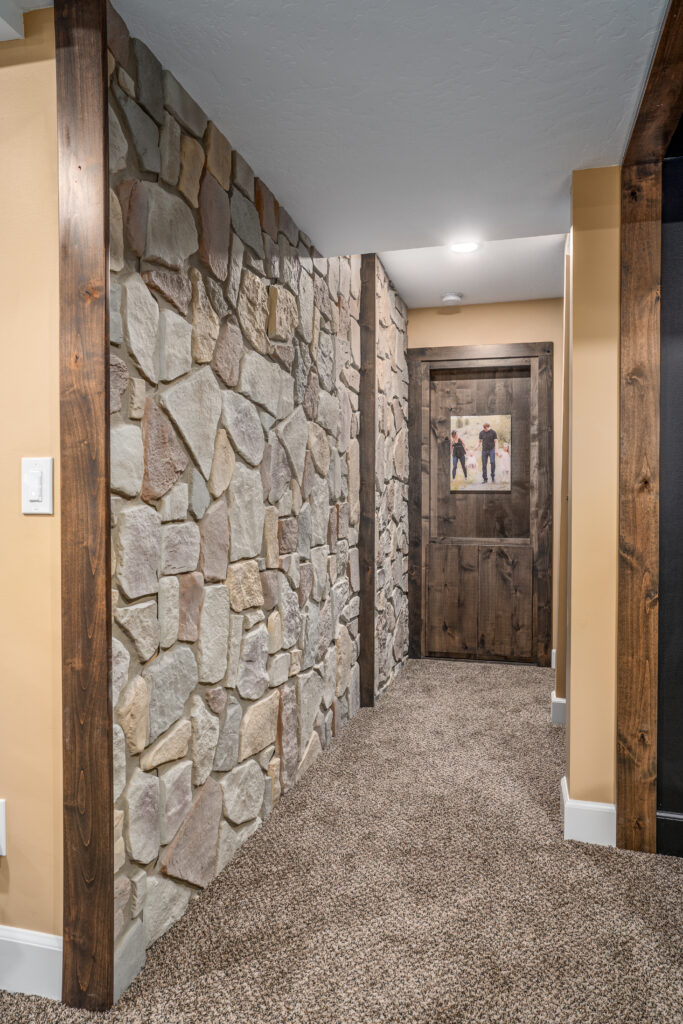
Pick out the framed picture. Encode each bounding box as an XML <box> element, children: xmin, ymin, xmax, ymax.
<box><xmin>449</xmin><ymin>413</ymin><xmax>512</xmax><ymax>492</ymax></box>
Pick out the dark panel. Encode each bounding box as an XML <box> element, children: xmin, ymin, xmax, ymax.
<box><xmin>531</xmin><ymin>354</ymin><xmax>553</xmax><ymax>666</ymax></box>
<box><xmin>425</xmin><ymin>543</ymin><xmax>478</xmax><ymax>657</ymax></box>
<box><xmin>617</xmin><ymin>161</ymin><xmax>661</xmax><ymax>854</ymax></box>
<box><xmin>55</xmin><ymin>0</ymin><xmax>113</xmax><ymax>1009</ymax></box>
<box><xmin>477</xmin><ymin>546</ymin><xmax>533</xmax><ymax>662</ymax></box>
<box><xmin>657</xmin><ymin>152</ymin><xmax>683</xmax><ymax>856</ymax></box>
<box><xmin>359</xmin><ymin>254</ymin><xmax>377</xmax><ymax>706</ymax></box>
<box><xmin>408</xmin><ymin>360</ymin><xmax>425</xmax><ymax>657</ymax></box>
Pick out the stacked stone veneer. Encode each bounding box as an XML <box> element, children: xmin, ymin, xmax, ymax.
<box><xmin>374</xmin><ymin>259</ymin><xmax>409</xmax><ymax>693</ymax></box>
<box><xmin>107</xmin><ymin>10</ymin><xmax>363</xmax><ymax>994</ymax></box>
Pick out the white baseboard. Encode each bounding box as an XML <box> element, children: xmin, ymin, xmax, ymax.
<box><xmin>551</xmin><ymin>648</ymin><xmax>556</xmax><ymax>670</ymax></box>
<box><xmin>561</xmin><ymin>776</ymin><xmax>616</xmax><ymax>847</ymax></box>
<box><xmin>550</xmin><ymin>689</ymin><xmax>566</xmax><ymax>726</ymax></box>
<box><xmin>0</xmin><ymin>925</ymin><xmax>62</xmax><ymax>1000</ymax></box>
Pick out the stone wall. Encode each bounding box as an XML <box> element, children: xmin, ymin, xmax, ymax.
<box><xmin>107</xmin><ymin>8</ymin><xmax>362</xmax><ymax>997</ymax></box>
<box><xmin>374</xmin><ymin>259</ymin><xmax>409</xmax><ymax>693</ymax></box>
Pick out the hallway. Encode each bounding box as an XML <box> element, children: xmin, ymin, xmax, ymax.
<box><xmin>3</xmin><ymin>660</ymin><xmax>682</xmax><ymax>1024</ymax></box>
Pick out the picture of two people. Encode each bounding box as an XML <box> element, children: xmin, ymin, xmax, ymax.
<box><xmin>449</xmin><ymin>414</ymin><xmax>512</xmax><ymax>493</ymax></box>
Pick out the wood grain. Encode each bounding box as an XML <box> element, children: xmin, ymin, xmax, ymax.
<box><xmin>477</xmin><ymin>546</ymin><xmax>533</xmax><ymax>662</ymax></box>
<box><xmin>426</xmin><ymin>543</ymin><xmax>478</xmax><ymax>656</ymax></box>
<box><xmin>55</xmin><ymin>0</ymin><xmax>113</xmax><ymax>1008</ymax></box>
<box><xmin>617</xmin><ymin>161</ymin><xmax>661</xmax><ymax>853</ymax></box>
<box><xmin>359</xmin><ymin>254</ymin><xmax>377</xmax><ymax>706</ymax></box>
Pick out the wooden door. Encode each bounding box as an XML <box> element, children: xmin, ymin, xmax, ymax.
<box><xmin>408</xmin><ymin>345</ymin><xmax>552</xmax><ymax>666</ymax></box>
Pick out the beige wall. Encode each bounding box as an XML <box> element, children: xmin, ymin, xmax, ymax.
<box><xmin>407</xmin><ymin>298</ymin><xmax>565</xmax><ymax>649</ymax></box>
<box><xmin>566</xmin><ymin>167</ymin><xmax>620</xmax><ymax>804</ymax></box>
<box><xmin>0</xmin><ymin>8</ymin><xmax>62</xmax><ymax>935</ymax></box>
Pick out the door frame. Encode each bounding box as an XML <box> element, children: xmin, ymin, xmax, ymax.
<box><xmin>408</xmin><ymin>342</ymin><xmax>553</xmax><ymax>666</ymax></box>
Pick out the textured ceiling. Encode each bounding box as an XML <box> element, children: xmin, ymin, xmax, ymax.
<box><xmin>114</xmin><ymin>0</ymin><xmax>668</xmax><ymax>256</ymax></box>
<box><xmin>380</xmin><ymin>235</ymin><xmax>566</xmax><ymax>309</ymax></box>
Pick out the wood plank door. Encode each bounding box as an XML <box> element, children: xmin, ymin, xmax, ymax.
<box><xmin>408</xmin><ymin>345</ymin><xmax>552</xmax><ymax>666</ymax></box>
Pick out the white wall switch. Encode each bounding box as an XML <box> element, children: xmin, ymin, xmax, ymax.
<box><xmin>0</xmin><ymin>800</ymin><xmax>5</xmax><ymax>856</ymax></box>
<box><xmin>21</xmin><ymin>457</ymin><xmax>53</xmax><ymax>515</ymax></box>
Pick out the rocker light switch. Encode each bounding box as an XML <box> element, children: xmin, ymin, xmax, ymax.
<box><xmin>21</xmin><ymin>457</ymin><xmax>53</xmax><ymax>515</ymax></box>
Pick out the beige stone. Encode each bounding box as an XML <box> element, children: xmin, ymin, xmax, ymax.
<box><xmin>117</xmin><ymin>675</ymin><xmax>149</xmax><ymax>755</ymax></box>
<box><xmin>238</xmin><ymin>690</ymin><xmax>279</xmax><ymax>761</ymax></box>
<box><xmin>209</xmin><ymin>428</ymin><xmax>235</xmax><ymax>498</ymax></box>
<box><xmin>111</xmin><ymin>188</ymin><xmax>124</xmax><ymax>272</ymax></box>
<box><xmin>140</xmin><ymin>718</ymin><xmax>191</xmax><ymax>771</ymax></box>
<box><xmin>336</xmin><ymin>624</ymin><xmax>354</xmax><ymax>696</ymax></box>
<box><xmin>190</xmin><ymin>267</ymin><xmax>220</xmax><ymax>364</ymax></box>
<box><xmin>308</xmin><ymin>421</ymin><xmax>330</xmax><ymax>477</ymax></box>
<box><xmin>296</xmin><ymin>730</ymin><xmax>322</xmax><ymax>782</ymax></box>
<box><xmin>227</xmin><ymin>560</ymin><xmax>264</xmax><ymax>612</ymax></box>
<box><xmin>178</xmin><ymin>134</ymin><xmax>204</xmax><ymax>207</ymax></box>
<box><xmin>267</xmin><ymin>284</ymin><xmax>298</xmax><ymax>342</ymax></box>
<box><xmin>267</xmin><ymin>756</ymin><xmax>281</xmax><ymax>803</ymax></box>
<box><xmin>237</xmin><ymin>269</ymin><xmax>269</xmax><ymax>354</ymax></box>
<box><xmin>263</xmin><ymin>506</ymin><xmax>278</xmax><ymax>569</ymax></box>
<box><xmin>205</xmin><ymin>121</ymin><xmax>232</xmax><ymax>191</ymax></box>
<box><xmin>128</xmin><ymin>378</ymin><xmax>146</xmax><ymax>420</ymax></box>
<box><xmin>267</xmin><ymin>610</ymin><xmax>282</xmax><ymax>654</ymax></box>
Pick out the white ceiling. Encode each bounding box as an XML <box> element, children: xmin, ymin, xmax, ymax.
<box><xmin>113</xmin><ymin>0</ymin><xmax>668</xmax><ymax>258</ymax></box>
<box><xmin>380</xmin><ymin>234</ymin><xmax>566</xmax><ymax>309</ymax></box>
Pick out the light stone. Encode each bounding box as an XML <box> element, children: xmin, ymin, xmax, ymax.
<box><xmin>230</xmin><ymin>188</ymin><xmax>264</xmax><ymax>258</ymax></box>
<box><xmin>307</xmin><ymin>422</ymin><xmax>330</xmax><ymax>477</ymax></box>
<box><xmin>114</xmin><ymin>920</ymin><xmax>146</xmax><ymax>1004</ymax></box>
<box><xmin>160</xmin><ymin>366</ymin><xmax>222</xmax><ymax>478</ymax></box>
<box><xmin>161</xmin><ymin>522</ymin><xmax>200</xmax><ymax>575</ymax></box>
<box><xmin>159</xmin><ymin>308</ymin><xmax>192</xmax><ymax>381</ymax></box>
<box><xmin>130</xmin><ymin>868</ymin><xmax>147</xmax><ymax>917</ymax></box>
<box><xmin>159</xmin><ymin>759</ymin><xmax>192</xmax><ymax>844</ymax></box>
<box><xmin>226</xmin><ymin>560</ymin><xmax>263</xmax><ymax>612</ymax></box>
<box><xmin>138</xmin><ymin>182</ymin><xmax>199</xmax><ymax>270</ymax></box>
<box><xmin>110</xmin><ymin>188</ymin><xmax>124</xmax><ymax>272</ymax></box>
<box><xmin>220</xmin><ymin>760</ymin><xmax>264</xmax><ymax>824</ymax></box>
<box><xmin>297</xmin><ymin>670</ymin><xmax>323</xmax><ymax>751</ymax></box>
<box><xmin>199</xmin><ymin>499</ymin><xmax>229</xmax><ymax>583</ymax></box>
<box><xmin>238</xmin><ymin>689</ymin><xmax>279</xmax><ymax>761</ymax></box>
<box><xmin>145</xmin><ymin>646</ymin><xmax>198</xmax><ymax>742</ymax></box>
<box><xmin>228</xmin><ymin>463</ymin><xmax>265</xmax><ymax>560</ymax></box>
<box><xmin>236</xmin><ymin>624</ymin><xmax>269</xmax><ymax>700</ymax></box>
<box><xmin>298</xmin><ymin>270</ymin><xmax>314</xmax><ymax>344</ymax></box>
<box><xmin>158</xmin><ymin>575</ymin><xmax>180</xmax><ymax>649</ymax></box>
<box><xmin>268</xmin><ymin>651</ymin><xmax>289</xmax><ymax>686</ymax></box>
<box><xmin>140</xmin><ymin>718</ymin><xmax>191</xmax><ymax>771</ymax></box>
<box><xmin>226</xmin><ymin>614</ymin><xmax>244</xmax><ymax>687</ymax></box>
<box><xmin>112</xmin><ymin>636</ymin><xmax>131</xmax><ymax>707</ymax></box>
<box><xmin>279</xmin><ymin>680</ymin><xmax>298</xmax><ymax>792</ymax></box>
<box><xmin>129</xmin><ymin>379</ymin><xmax>146</xmax><ymax>420</ymax></box>
<box><xmin>190</xmin><ymin>267</ymin><xmax>220</xmax><ymax>364</ymax></box>
<box><xmin>123</xmin><ymin>770</ymin><xmax>160</xmax><ymax>864</ymax></box>
<box><xmin>336</xmin><ymin>623</ymin><xmax>354</xmax><ymax>696</ymax></box>
<box><xmin>159</xmin><ymin>110</ymin><xmax>180</xmax><ymax>186</ymax></box>
<box><xmin>198</xmin><ymin>584</ymin><xmax>230</xmax><ymax>683</ymax></box>
<box><xmin>276</xmin><ymin>406</ymin><xmax>308</xmax><ymax>485</ymax></box>
<box><xmin>159</xmin><ymin>482</ymin><xmax>189</xmax><ymax>522</ymax></box>
<box><xmin>113</xmin><ymin>84</ymin><xmax>160</xmax><ymax>173</ymax></box>
<box><xmin>267</xmin><ymin>610</ymin><xmax>282</xmax><ymax>654</ymax></box>
<box><xmin>209</xmin><ymin>428</ymin><xmax>236</xmax><ymax>498</ymax></box>
<box><xmin>190</xmin><ymin>467</ymin><xmax>211</xmax><ymax>520</ymax></box>
<box><xmin>317</xmin><ymin>391</ymin><xmax>340</xmax><ymax>437</ymax></box>
<box><xmin>115</xmin><ymin>600</ymin><xmax>159</xmax><ymax>663</ymax></box>
<box><xmin>143</xmin><ymin>875</ymin><xmax>191</xmax><ymax>949</ymax></box>
<box><xmin>238</xmin><ymin>349</ymin><xmax>283</xmax><ymax>417</ymax></box>
<box><xmin>237</xmin><ymin>270</ymin><xmax>269</xmax><ymax>353</ymax></box>
<box><xmin>278</xmin><ymin>573</ymin><xmax>302</xmax><ymax>649</ymax></box>
<box><xmin>267</xmin><ymin>284</ymin><xmax>298</xmax><ymax>342</ymax></box>
<box><xmin>296</xmin><ymin>730</ymin><xmax>323</xmax><ymax>782</ymax></box>
<box><xmin>178</xmin><ymin>134</ymin><xmax>204</xmax><ymax>207</ymax></box>
<box><xmin>123</xmin><ymin>273</ymin><xmax>159</xmax><ymax>384</ymax></box>
<box><xmin>113</xmin><ymin>723</ymin><xmax>126</xmax><ymax>801</ymax></box>
<box><xmin>190</xmin><ymin>694</ymin><xmax>220</xmax><ymax>785</ymax></box>
<box><xmin>111</xmin><ymin>423</ymin><xmax>144</xmax><ymax>498</ymax></box>
<box><xmin>221</xmin><ymin>390</ymin><xmax>265</xmax><ymax>466</ymax></box>
<box><xmin>215</xmin><ymin>818</ymin><xmax>261</xmax><ymax>874</ymax></box>
<box><xmin>214</xmin><ymin>700</ymin><xmax>242</xmax><ymax>772</ymax></box>
<box><xmin>162</xmin><ymin>70</ymin><xmax>208</xmax><ymax>137</ymax></box>
<box><xmin>117</xmin><ymin>674</ymin><xmax>149</xmax><ymax>755</ymax></box>
<box><xmin>109</xmin><ymin>104</ymin><xmax>128</xmax><ymax>173</ymax></box>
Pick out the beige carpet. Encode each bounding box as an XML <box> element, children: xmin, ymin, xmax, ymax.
<box><xmin>3</xmin><ymin>659</ymin><xmax>683</xmax><ymax>1023</ymax></box>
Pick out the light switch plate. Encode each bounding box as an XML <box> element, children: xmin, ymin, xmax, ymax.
<box><xmin>0</xmin><ymin>800</ymin><xmax>5</xmax><ymax>856</ymax></box>
<box><xmin>21</xmin><ymin>457</ymin><xmax>53</xmax><ymax>515</ymax></box>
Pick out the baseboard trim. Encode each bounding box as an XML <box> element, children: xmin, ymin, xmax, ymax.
<box><xmin>550</xmin><ymin>689</ymin><xmax>566</xmax><ymax>725</ymax></box>
<box><xmin>561</xmin><ymin>776</ymin><xmax>616</xmax><ymax>847</ymax></box>
<box><xmin>0</xmin><ymin>924</ymin><xmax>63</xmax><ymax>1000</ymax></box>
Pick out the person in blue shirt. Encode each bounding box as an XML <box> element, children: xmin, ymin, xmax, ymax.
<box><xmin>475</xmin><ymin>422</ymin><xmax>498</xmax><ymax>483</ymax></box>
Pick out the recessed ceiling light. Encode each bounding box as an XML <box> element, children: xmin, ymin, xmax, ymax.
<box><xmin>442</xmin><ymin>292</ymin><xmax>463</xmax><ymax>305</ymax></box>
<box><xmin>450</xmin><ymin>241</ymin><xmax>479</xmax><ymax>254</ymax></box>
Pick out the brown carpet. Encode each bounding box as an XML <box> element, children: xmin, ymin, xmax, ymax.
<box><xmin>3</xmin><ymin>659</ymin><xmax>683</xmax><ymax>1023</ymax></box>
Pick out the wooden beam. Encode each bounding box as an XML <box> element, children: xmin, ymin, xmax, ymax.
<box><xmin>624</xmin><ymin>0</ymin><xmax>683</xmax><ymax>166</ymax></box>
<box><xmin>55</xmin><ymin>0</ymin><xmax>113</xmax><ymax>1008</ymax></box>
<box><xmin>617</xmin><ymin>161</ymin><xmax>661</xmax><ymax>853</ymax></box>
<box><xmin>358</xmin><ymin>254</ymin><xmax>377</xmax><ymax>706</ymax></box>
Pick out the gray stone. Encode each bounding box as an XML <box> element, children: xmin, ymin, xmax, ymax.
<box><xmin>113</xmin><ymin>83</ymin><xmax>160</xmax><ymax>173</ymax></box>
<box><xmin>159</xmin><ymin>482</ymin><xmax>189</xmax><ymax>522</ymax></box>
<box><xmin>190</xmin><ymin>694</ymin><xmax>220</xmax><ymax>785</ymax></box>
<box><xmin>221</xmin><ymin>761</ymin><xmax>264</xmax><ymax>824</ymax></box>
<box><xmin>232</xmin><ymin>150</ymin><xmax>255</xmax><ymax>199</ymax></box>
<box><xmin>316</xmin><ymin>331</ymin><xmax>335</xmax><ymax>391</ymax></box>
<box><xmin>159</xmin><ymin>111</ymin><xmax>181</xmax><ymax>186</ymax></box>
<box><xmin>109</xmin><ymin>104</ymin><xmax>128</xmax><ymax>173</ymax></box>
<box><xmin>239</xmin><ymin>350</ymin><xmax>284</xmax><ymax>418</ymax></box>
<box><xmin>198</xmin><ymin>584</ymin><xmax>230</xmax><ymax>683</ymax></box>
<box><xmin>236</xmin><ymin>624</ymin><xmax>269</xmax><ymax>700</ymax></box>
<box><xmin>267</xmin><ymin>435</ymin><xmax>291</xmax><ymax>504</ymax></box>
<box><xmin>158</xmin><ymin>759</ymin><xmax>192</xmax><ymax>844</ymax></box>
<box><xmin>230</xmin><ymin>188</ymin><xmax>264</xmax><ymax>258</ymax></box>
<box><xmin>140</xmin><ymin>718</ymin><xmax>191</xmax><ymax>771</ymax></box>
<box><xmin>317</xmin><ymin>391</ymin><xmax>340</xmax><ymax>437</ymax></box>
<box><xmin>228</xmin><ymin>463</ymin><xmax>265</xmax><ymax>560</ymax></box>
<box><xmin>238</xmin><ymin>690</ymin><xmax>279</xmax><ymax>761</ymax></box>
<box><xmin>145</xmin><ymin>646</ymin><xmax>198</xmax><ymax>742</ymax></box>
<box><xmin>161</xmin><ymin>777</ymin><xmax>222</xmax><ymax>888</ymax></box>
<box><xmin>297</xmin><ymin>670</ymin><xmax>323</xmax><ymax>751</ymax></box>
<box><xmin>226</xmin><ymin>614</ymin><xmax>244</xmax><ymax>687</ymax></box>
<box><xmin>159</xmin><ymin>308</ymin><xmax>192</xmax><ymax>381</ymax></box>
<box><xmin>112</xmin><ymin>636</ymin><xmax>130</xmax><ymax>707</ymax></box>
<box><xmin>297</xmin><ymin>730</ymin><xmax>322</xmax><ymax>781</ymax></box>
<box><xmin>111</xmin><ymin>423</ymin><xmax>144</xmax><ymax>498</ymax></box>
<box><xmin>206</xmin><ymin>277</ymin><xmax>229</xmax><ymax>320</ymax></box>
<box><xmin>222</xmin><ymin>390</ymin><xmax>264</xmax><ymax>466</ymax></box>
<box><xmin>109</xmin><ymin>354</ymin><xmax>128</xmax><ymax>414</ymax></box>
<box><xmin>114</xmin><ymin>919</ymin><xmax>146</xmax><ymax>1003</ymax></box>
<box><xmin>162</xmin><ymin>69</ymin><xmax>208</xmax><ymax>137</ymax></box>
<box><xmin>215</xmin><ymin>817</ymin><xmax>261</xmax><ymax>874</ymax></box>
<box><xmin>298</xmin><ymin>270</ymin><xmax>314</xmax><ymax>344</ymax></box>
<box><xmin>123</xmin><ymin>273</ymin><xmax>159</xmax><ymax>384</ymax></box>
<box><xmin>160</xmin><ymin>366</ymin><xmax>222</xmax><ymax>478</ymax></box>
<box><xmin>276</xmin><ymin>406</ymin><xmax>308</xmax><ymax>485</ymax></box>
<box><xmin>111</xmin><ymin>189</ymin><xmax>124</xmax><ymax>273</ymax></box>
<box><xmin>190</xmin><ymin>467</ymin><xmax>211</xmax><ymax>520</ymax></box>
<box><xmin>111</xmin><ymin>280</ymin><xmax>123</xmax><ymax>346</ymax></box>
<box><xmin>113</xmin><ymin>723</ymin><xmax>126</xmax><ymax>801</ymax></box>
<box><xmin>161</xmin><ymin>522</ymin><xmax>200</xmax><ymax>575</ymax></box>
<box><xmin>115</xmin><ymin>505</ymin><xmax>161</xmax><ymax>600</ymax></box>
<box><xmin>309</xmin><ymin>477</ymin><xmax>330</xmax><ymax>547</ymax></box>
<box><xmin>199</xmin><ymin>500</ymin><xmax>229</xmax><ymax>583</ymax></box>
<box><xmin>115</xmin><ymin>600</ymin><xmax>159</xmax><ymax>663</ymax></box>
<box><xmin>213</xmin><ymin>700</ymin><xmax>242</xmax><ymax>772</ymax></box>
<box><xmin>267</xmin><ymin>284</ymin><xmax>298</xmax><ymax>342</ymax></box>
<box><xmin>123</xmin><ymin>769</ymin><xmax>160</xmax><ymax>864</ymax></box>
<box><xmin>211</xmin><ymin>313</ymin><xmax>243</xmax><ymax>388</ymax></box>
<box><xmin>158</xmin><ymin>575</ymin><xmax>179</xmax><ymax>649</ymax></box>
<box><xmin>144</xmin><ymin>183</ymin><xmax>199</xmax><ymax>271</ymax></box>
<box><xmin>279</xmin><ymin>680</ymin><xmax>298</xmax><ymax>793</ymax></box>
<box><xmin>132</xmin><ymin>37</ymin><xmax>164</xmax><ymax>123</ymax></box>
<box><xmin>278</xmin><ymin>574</ymin><xmax>302</xmax><ymax>649</ymax></box>
<box><xmin>226</xmin><ymin>234</ymin><xmax>244</xmax><ymax>309</ymax></box>
<box><xmin>268</xmin><ymin>651</ymin><xmax>289</xmax><ymax>686</ymax></box>
<box><xmin>143</xmin><ymin>875</ymin><xmax>191</xmax><ymax>948</ymax></box>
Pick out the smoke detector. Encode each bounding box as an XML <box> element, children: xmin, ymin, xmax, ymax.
<box><xmin>442</xmin><ymin>292</ymin><xmax>463</xmax><ymax>305</ymax></box>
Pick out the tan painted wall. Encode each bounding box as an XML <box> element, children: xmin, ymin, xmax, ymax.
<box><xmin>407</xmin><ymin>298</ymin><xmax>565</xmax><ymax>649</ymax></box>
<box><xmin>565</xmin><ymin>167</ymin><xmax>620</xmax><ymax>804</ymax></box>
<box><xmin>0</xmin><ymin>8</ymin><xmax>62</xmax><ymax>935</ymax></box>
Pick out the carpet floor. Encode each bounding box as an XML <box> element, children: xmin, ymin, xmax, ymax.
<box><xmin>3</xmin><ymin>659</ymin><xmax>683</xmax><ymax>1023</ymax></box>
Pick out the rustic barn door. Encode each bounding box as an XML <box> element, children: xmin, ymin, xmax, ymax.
<box><xmin>408</xmin><ymin>345</ymin><xmax>552</xmax><ymax>665</ymax></box>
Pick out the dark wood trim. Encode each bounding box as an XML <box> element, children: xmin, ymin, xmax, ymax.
<box><xmin>359</xmin><ymin>254</ymin><xmax>377</xmax><ymax>706</ymax></box>
<box><xmin>55</xmin><ymin>0</ymin><xmax>113</xmax><ymax>1008</ymax></box>
<box><xmin>617</xmin><ymin>161</ymin><xmax>661</xmax><ymax>853</ymax></box>
<box><xmin>408</xmin><ymin>344</ymin><xmax>552</xmax><ymax>665</ymax></box>
<box><xmin>617</xmin><ymin>0</ymin><xmax>683</xmax><ymax>853</ymax></box>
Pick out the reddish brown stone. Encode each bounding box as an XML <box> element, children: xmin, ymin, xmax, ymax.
<box><xmin>199</xmin><ymin>172</ymin><xmax>231</xmax><ymax>281</ymax></box>
<box><xmin>107</xmin><ymin>1</ymin><xmax>130</xmax><ymax>67</ymax></box>
<box><xmin>117</xmin><ymin>179</ymin><xmax>147</xmax><ymax>257</ymax></box>
<box><xmin>278</xmin><ymin>517</ymin><xmax>298</xmax><ymax>555</ymax></box>
<box><xmin>298</xmin><ymin>562</ymin><xmax>314</xmax><ymax>607</ymax></box>
<box><xmin>161</xmin><ymin>777</ymin><xmax>222</xmax><ymax>888</ymax></box>
<box><xmin>205</xmin><ymin>686</ymin><xmax>228</xmax><ymax>716</ymax></box>
<box><xmin>211</xmin><ymin>313</ymin><xmax>243</xmax><ymax>388</ymax></box>
<box><xmin>260</xmin><ymin>570</ymin><xmax>279</xmax><ymax>611</ymax></box>
<box><xmin>110</xmin><ymin>354</ymin><xmax>129</xmax><ymax>414</ymax></box>
<box><xmin>142</xmin><ymin>268</ymin><xmax>192</xmax><ymax>315</ymax></box>
<box><xmin>270</xmin><ymin>342</ymin><xmax>295</xmax><ymax>372</ymax></box>
<box><xmin>178</xmin><ymin>571</ymin><xmax>204</xmax><ymax>642</ymax></box>
<box><xmin>254</xmin><ymin>178</ymin><xmax>278</xmax><ymax>240</ymax></box>
<box><xmin>141</xmin><ymin>398</ymin><xmax>188</xmax><ymax>501</ymax></box>
<box><xmin>205</xmin><ymin>122</ymin><xmax>232</xmax><ymax>191</ymax></box>
<box><xmin>199</xmin><ymin>500</ymin><xmax>229</xmax><ymax>583</ymax></box>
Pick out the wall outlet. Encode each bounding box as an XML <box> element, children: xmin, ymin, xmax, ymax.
<box><xmin>0</xmin><ymin>799</ymin><xmax>5</xmax><ymax>856</ymax></box>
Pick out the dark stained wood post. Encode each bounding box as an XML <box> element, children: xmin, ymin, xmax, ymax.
<box><xmin>55</xmin><ymin>0</ymin><xmax>113</xmax><ymax>1007</ymax></box>
<box><xmin>359</xmin><ymin>254</ymin><xmax>377</xmax><ymax>706</ymax></box>
<box><xmin>617</xmin><ymin>0</ymin><xmax>683</xmax><ymax>853</ymax></box>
